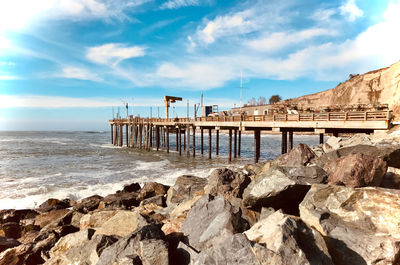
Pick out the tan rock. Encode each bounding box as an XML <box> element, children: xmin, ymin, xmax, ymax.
<box><xmin>94</xmin><ymin>210</ymin><xmax>148</xmax><ymax>237</ymax></box>
<box><xmin>34</xmin><ymin>209</ymin><xmax>70</xmax><ymax>229</ymax></box>
<box><xmin>48</xmin><ymin>229</ymin><xmax>95</xmax><ymax>259</ymax></box>
<box><xmin>79</xmin><ymin>210</ymin><xmax>118</xmax><ymax>230</ymax></box>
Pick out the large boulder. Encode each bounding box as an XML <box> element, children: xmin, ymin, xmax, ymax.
<box><xmin>178</xmin><ymin>230</ymin><xmax>266</xmax><ymax>265</ymax></box>
<box><xmin>0</xmin><ymin>237</ymin><xmax>20</xmax><ymax>253</ymax></box>
<box><xmin>73</xmin><ymin>195</ymin><xmax>103</xmax><ymax>213</ymax></box>
<box><xmin>101</xmin><ymin>192</ymin><xmax>140</xmax><ymax>209</ymax></box>
<box><xmin>316</xmin><ymin>144</ymin><xmax>400</xmax><ymax>169</ymax></box>
<box><xmin>36</xmin><ymin>199</ymin><xmax>71</xmax><ymax>213</ymax></box>
<box><xmin>97</xmin><ymin>224</ymin><xmax>168</xmax><ymax>265</ymax></box>
<box><xmin>244</xmin><ymin>210</ymin><xmax>333</xmax><ymax>265</ymax></box>
<box><xmin>46</xmin><ymin>233</ymin><xmax>118</xmax><ymax>265</ymax></box>
<box><xmin>79</xmin><ymin>210</ymin><xmax>118</xmax><ymax>230</ymax></box>
<box><xmin>138</xmin><ymin>182</ymin><xmax>169</xmax><ymax>201</ymax></box>
<box><xmin>93</xmin><ymin>210</ymin><xmax>149</xmax><ymax>237</ymax></box>
<box><xmin>205</xmin><ymin>168</ymin><xmax>251</xmax><ymax>198</ymax></box>
<box><xmin>278</xmin><ymin>143</ymin><xmax>316</xmax><ymax>167</ymax></box>
<box><xmin>243</xmin><ymin>166</ymin><xmax>326</xmax><ymax>214</ymax></box>
<box><xmin>48</xmin><ymin>229</ymin><xmax>95</xmax><ymax>259</ymax></box>
<box><xmin>180</xmin><ymin>195</ymin><xmax>248</xmax><ymax>251</ymax></box>
<box><xmin>34</xmin><ymin>209</ymin><xmax>70</xmax><ymax>229</ymax></box>
<box><xmin>324</xmin><ymin>153</ymin><xmax>387</xmax><ymax>187</ymax></box>
<box><xmin>166</xmin><ymin>175</ymin><xmax>207</xmax><ymax>206</ymax></box>
<box><xmin>300</xmin><ymin>184</ymin><xmax>400</xmax><ymax>265</ymax></box>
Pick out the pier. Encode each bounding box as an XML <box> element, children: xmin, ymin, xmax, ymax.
<box><xmin>109</xmin><ymin>110</ymin><xmax>392</xmax><ymax>163</ymax></box>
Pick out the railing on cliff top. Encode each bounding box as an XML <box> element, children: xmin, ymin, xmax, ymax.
<box><xmin>110</xmin><ymin>110</ymin><xmax>391</xmax><ymax>124</ymax></box>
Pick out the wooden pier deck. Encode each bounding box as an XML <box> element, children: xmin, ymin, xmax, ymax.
<box><xmin>109</xmin><ymin>110</ymin><xmax>392</xmax><ymax>163</ymax></box>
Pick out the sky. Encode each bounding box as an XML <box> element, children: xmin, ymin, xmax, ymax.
<box><xmin>0</xmin><ymin>0</ymin><xmax>400</xmax><ymax>130</ymax></box>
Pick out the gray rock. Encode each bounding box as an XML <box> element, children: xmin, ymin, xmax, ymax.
<box><xmin>244</xmin><ymin>210</ymin><xmax>333</xmax><ymax>265</ymax></box>
<box><xmin>140</xmin><ymin>194</ymin><xmax>166</xmax><ymax>207</ymax></box>
<box><xmin>97</xmin><ymin>224</ymin><xmax>168</xmax><ymax>265</ymax></box>
<box><xmin>180</xmin><ymin>195</ymin><xmax>248</xmax><ymax>251</ymax></box>
<box><xmin>195</xmin><ymin>230</ymin><xmax>263</xmax><ymax>265</ymax></box>
<box><xmin>324</xmin><ymin>153</ymin><xmax>387</xmax><ymax>187</ymax></box>
<box><xmin>205</xmin><ymin>168</ymin><xmax>251</xmax><ymax>198</ymax></box>
<box><xmin>243</xmin><ymin>166</ymin><xmax>326</xmax><ymax>214</ymax></box>
<box><xmin>300</xmin><ymin>184</ymin><xmax>400</xmax><ymax>265</ymax></box>
<box><xmin>166</xmin><ymin>175</ymin><xmax>207</xmax><ymax>206</ymax></box>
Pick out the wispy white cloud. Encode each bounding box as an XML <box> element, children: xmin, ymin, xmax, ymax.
<box><xmin>0</xmin><ymin>75</ymin><xmax>22</xmax><ymax>80</ymax></box>
<box><xmin>160</xmin><ymin>0</ymin><xmax>205</xmax><ymax>9</ymax></box>
<box><xmin>86</xmin><ymin>43</ymin><xmax>146</xmax><ymax>65</ymax></box>
<box><xmin>310</xmin><ymin>8</ymin><xmax>336</xmax><ymax>22</ymax></box>
<box><xmin>246</xmin><ymin>28</ymin><xmax>337</xmax><ymax>52</ymax></box>
<box><xmin>339</xmin><ymin>0</ymin><xmax>363</xmax><ymax>22</ymax></box>
<box><xmin>58</xmin><ymin>66</ymin><xmax>103</xmax><ymax>82</ymax></box>
<box><xmin>189</xmin><ymin>0</ymin><xmax>291</xmax><ymax>46</ymax></box>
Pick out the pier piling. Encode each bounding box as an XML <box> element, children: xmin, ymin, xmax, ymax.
<box><xmin>208</xmin><ymin>128</ymin><xmax>212</xmax><ymax>159</ymax></box>
<box><xmin>238</xmin><ymin>130</ymin><xmax>241</xmax><ymax>157</ymax></box>
<box><xmin>234</xmin><ymin>129</ymin><xmax>237</xmax><ymax>158</ymax></box>
<box><xmin>289</xmin><ymin>131</ymin><xmax>293</xmax><ymax>150</ymax></box>
<box><xmin>201</xmin><ymin>128</ymin><xmax>204</xmax><ymax>155</ymax></box>
<box><xmin>281</xmin><ymin>131</ymin><xmax>288</xmax><ymax>154</ymax></box>
<box><xmin>320</xmin><ymin>133</ymin><xmax>324</xmax><ymax>144</ymax></box>
<box><xmin>254</xmin><ymin>129</ymin><xmax>261</xmax><ymax>163</ymax></box>
<box><xmin>111</xmin><ymin>125</ymin><xmax>113</xmax><ymax>144</ymax></box>
<box><xmin>216</xmin><ymin>129</ymin><xmax>219</xmax><ymax>155</ymax></box>
<box><xmin>187</xmin><ymin>126</ymin><xmax>190</xmax><ymax>157</ymax></box>
<box><xmin>192</xmin><ymin>126</ymin><xmax>196</xmax><ymax>157</ymax></box>
<box><xmin>228</xmin><ymin>129</ymin><xmax>232</xmax><ymax>162</ymax></box>
<box><xmin>166</xmin><ymin>127</ymin><xmax>170</xmax><ymax>153</ymax></box>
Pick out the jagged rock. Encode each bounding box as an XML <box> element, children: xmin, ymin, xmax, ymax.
<box><xmin>37</xmin><ymin>199</ymin><xmax>70</xmax><ymax>213</ymax></box>
<box><xmin>94</xmin><ymin>210</ymin><xmax>149</xmax><ymax>237</ymax></box>
<box><xmin>0</xmin><ymin>222</ymin><xmax>20</xmax><ymax>239</ymax></box>
<box><xmin>0</xmin><ymin>209</ymin><xmax>38</xmax><ymax>225</ymax></box>
<box><xmin>279</xmin><ymin>143</ymin><xmax>316</xmax><ymax>167</ymax></box>
<box><xmin>180</xmin><ymin>195</ymin><xmax>248</xmax><ymax>251</ymax></box>
<box><xmin>0</xmin><ymin>237</ymin><xmax>20</xmax><ymax>252</ymax></box>
<box><xmin>0</xmin><ymin>244</ymin><xmax>44</xmax><ymax>265</ymax></box>
<box><xmin>244</xmin><ymin>210</ymin><xmax>333</xmax><ymax>265</ymax></box>
<box><xmin>34</xmin><ymin>209</ymin><xmax>70</xmax><ymax>228</ymax></box>
<box><xmin>46</xmin><ymin>234</ymin><xmax>118</xmax><ymax>265</ymax></box>
<box><xmin>140</xmin><ymin>194</ymin><xmax>166</xmax><ymax>207</ymax></box>
<box><xmin>381</xmin><ymin>167</ymin><xmax>400</xmax><ymax>189</ymax></box>
<box><xmin>48</xmin><ymin>229</ymin><xmax>95</xmax><ymax>259</ymax></box>
<box><xmin>316</xmin><ymin>144</ymin><xmax>400</xmax><ymax>169</ymax></box>
<box><xmin>122</xmin><ymin>182</ymin><xmax>141</xmax><ymax>193</ymax></box>
<box><xmin>162</xmin><ymin>195</ymin><xmax>202</xmax><ymax>235</ymax></box>
<box><xmin>139</xmin><ymin>182</ymin><xmax>169</xmax><ymax>201</ymax></box>
<box><xmin>97</xmin><ymin>224</ymin><xmax>168</xmax><ymax>265</ymax></box>
<box><xmin>243</xmin><ymin>166</ymin><xmax>326</xmax><ymax>214</ymax></box>
<box><xmin>137</xmin><ymin>203</ymin><xmax>168</xmax><ymax>224</ymax></box>
<box><xmin>205</xmin><ymin>168</ymin><xmax>251</xmax><ymax>198</ymax></box>
<box><xmin>300</xmin><ymin>184</ymin><xmax>400</xmax><ymax>265</ymax></box>
<box><xmin>102</xmin><ymin>191</ymin><xmax>140</xmax><ymax>209</ymax></box>
<box><xmin>324</xmin><ymin>153</ymin><xmax>387</xmax><ymax>187</ymax></box>
<box><xmin>73</xmin><ymin>195</ymin><xmax>103</xmax><ymax>213</ymax></box>
<box><xmin>178</xmin><ymin>229</ymin><xmax>264</xmax><ymax>265</ymax></box>
<box><xmin>80</xmin><ymin>210</ymin><xmax>118</xmax><ymax>230</ymax></box>
<box><xmin>166</xmin><ymin>175</ymin><xmax>207</xmax><ymax>206</ymax></box>
<box><xmin>259</xmin><ymin>207</ymin><xmax>275</xmax><ymax>220</ymax></box>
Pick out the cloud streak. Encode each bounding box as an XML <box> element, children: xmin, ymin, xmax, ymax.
<box><xmin>86</xmin><ymin>43</ymin><xmax>146</xmax><ymax>65</ymax></box>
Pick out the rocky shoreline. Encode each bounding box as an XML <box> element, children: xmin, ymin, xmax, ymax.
<box><xmin>1</xmin><ymin>133</ymin><xmax>400</xmax><ymax>265</ymax></box>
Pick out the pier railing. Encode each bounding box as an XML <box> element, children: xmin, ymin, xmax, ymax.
<box><xmin>110</xmin><ymin>110</ymin><xmax>391</xmax><ymax>124</ymax></box>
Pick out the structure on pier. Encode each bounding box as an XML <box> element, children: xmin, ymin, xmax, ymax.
<box><xmin>109</xmin><ymin>110</ymin><xmax>392</xmax><ymax>163</ymax></box>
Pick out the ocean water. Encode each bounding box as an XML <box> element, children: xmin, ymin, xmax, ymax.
<box><xmin>0</xmin><ymin>131</ymin><xmax>320</xmax><ymax>210</ymax></box>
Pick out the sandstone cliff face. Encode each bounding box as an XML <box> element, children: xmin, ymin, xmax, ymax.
<box><xmin>284</xmin><ymin>60</ymin><xmax>400</xmax><ymax>115</ymax></box>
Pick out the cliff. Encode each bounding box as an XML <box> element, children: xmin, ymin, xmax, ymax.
<box><xmin>283</xmin><ymin>60</ymin><xmax>400</xmax><ymax>115</ymax></box>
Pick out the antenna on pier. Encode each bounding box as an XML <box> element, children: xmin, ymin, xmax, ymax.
<box><xmin>112</xmin><ymin>107</ymin><xmax>114</xmax><ymax>119</ymax></box>
<box><xmin>131</xmin><ymin>98</ymin><xmax>134</xmax><ymax>117</ymax></box>
<box><xmin>240</xmin><ymin>71</ymin><xmax>243</xmax><ymax>110</ymax></box>
<box><xmin>120</xmin><ymin>99</ymin><xmax>128</xmax><ymax>118</ymax></box>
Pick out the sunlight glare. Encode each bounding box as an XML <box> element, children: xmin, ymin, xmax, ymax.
<box><xmin>0</xmin><ymin>0</ymin><xmax>54</xmax><ymax>32</ymax></box>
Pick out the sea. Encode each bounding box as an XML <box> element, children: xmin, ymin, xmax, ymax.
<box><xmin>0</xmin><ymin>131</ymin><xmax>320</xmax><ymax>210</ymax></box>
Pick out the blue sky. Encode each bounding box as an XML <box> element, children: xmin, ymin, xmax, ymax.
<box><xmin>0</xmin><ymin>0</ymin><xmax>399</xmax><ymax>130</ymax></box>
